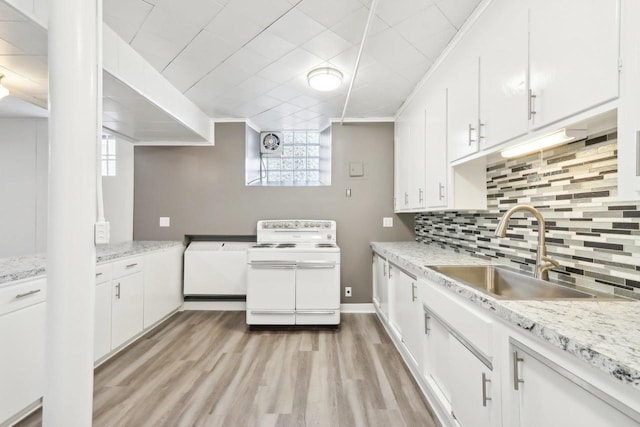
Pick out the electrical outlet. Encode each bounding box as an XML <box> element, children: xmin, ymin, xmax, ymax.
<box><xmin>383</xmin><ymin>217</ymin><xmax>393</xmax><ymax>227</ymax></box>
<box><xmin>95</xmin><ymin>221</ymin><xmax>110</xmax><ymax>244</ymax></box>
<box><xmin>345</xmin><ymin>287</ymin><xmax>352</xmax><ymax>297</ymax></box>
<box><xmin>159</xmin><ymin>217</ymin><xmax>170</xmax><ymax>227</ymax></box>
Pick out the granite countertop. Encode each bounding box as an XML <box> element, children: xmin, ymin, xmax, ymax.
<box><xmin>0</xmin><ymin>241</ymin><xmax>184</xmax><ymax>285</ymax></box>
<box><xmin>371</xmin><ymin>241</ymin><xmax>640</xmax><ymax>390</ymax></box>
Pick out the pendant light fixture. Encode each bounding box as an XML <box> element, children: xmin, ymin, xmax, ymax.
<box><xmin>0</xmin><ymin>74</ymin><xmax>9</xmax><ymax>100</ymax></box>
<box><xmin>307</xmin><ymin>67</ymin><xmax>343</xmax><ymax>91</ymax></box>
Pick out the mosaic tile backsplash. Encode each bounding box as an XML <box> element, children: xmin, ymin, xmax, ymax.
<box><xmin>415</xmin><ymin>129</ymin><xmax>640</xmax><ymax>299</ymax></box>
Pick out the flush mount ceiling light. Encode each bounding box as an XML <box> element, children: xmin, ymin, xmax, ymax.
<box><xmin>0</xmin><ymin>74</ymin><xmax>9</xmax><ymax>100</ymax></box>
<box><xmin>500</xmin><ymin>128</ymin><xmax>588</xmax><ymax>159</ymax></box>
<box><xmin>307</xmin><ymin>67</ymin><xmax>343</xmax><ymax>91</ymax></box>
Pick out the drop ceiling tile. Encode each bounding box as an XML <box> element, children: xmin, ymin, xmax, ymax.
<box><xmin>0</xmin><ymin>38</ymin><xmax>22</xmax><ymax>55</ymax></box>
<box><xmin>297</xmin><ymin>0</ymin><xmax>362</xmax><ymax>28</ymax></box>
<box><xmin>152</xmin><ymin>0</ymin><xmax>223</xmax><ymax>29</ymax></box>
<box><xmin>277</xmin><ymin>48</ymin><xmax>325</xmax><ymax>74</ymax></box>
<box><xmin>236</xmin><ymin>75</ymin><xmax>279</xmax><ymax>95</ymax></box>
<box><xmin>266</xmin><ymin>85</ymin><xmax>303</xmax><ymax>102</ymax></box>
<box><xmin>0</xmin><ymin>55</ymin><xmax>47</xmax><ymax>79</ymax></box>
<box><xmin>225</xmin><ymin>0</ymin><xmax>294</xmax><ymax>28</ymax></box>
<box><xmin>327</xmin><ymin>45</ymin><xmax>376</xmax><ymax>75</ymax></box>
<box><xmin>330</xmin><ymin>6</ymin><xmax>389</xmax><ymax>45</ymax></box>
<box><xmin>394</xmin><ymin>5</ymin><xmax>455</xmax><ymax>59</ymax></box>
<box><xmin>257</xmin><ymin>62</ymin><xmax>299</xmax><ymax>85</ymax></box>
<box><xmin>268</xmin><ymin>9</ymin><xmax>325</xmax><ymax>46</ymax></box>
<box><xmin>302</xmin><ymin>30</ymin><xmax>352</xmax><ymax>61</ymax></box>
<box><xmin>103</xmin><ymin>0</ymin><xmax>152</xmax><ymax>42</ymax></box>
<box><xmin>251</xmin><ymin>94</ymin><xmax>282</xmax><ymax>110</ymax></box>
<box><xmin>375</xmin><ymin>0</ymin><xmax>435</xmax><ymax>27</ymax></box>
<box><xmin>244</xmin><ymin>30</ymin><xmax>297</xmax><ymax>62</ymax></box>
<box><xmin>133</xmin><ymin>7</ymin><xmax>203</xmax><ymax>59</ymax></box>
<box><xmin>365</xmin><ymin>28</ymin><xmax>429</xmax><ymax>74</ymax></box>
<box><xmin>289</xmin><ymin>94</ymin><xmax>321</xmax><ymax>109</ymax></box>
<box><xmin>129</xmin><ymin>31</ymin><xmax>184</xmax><ymax>71</ymax></box>
<box><xmin>272</xmin><ymin>102</ymin><xmax>304</xmax><ymax>115</ymax></box>
<box><xmin>233</xmin><ymin>102</ymin><xmax>271</xmax><ymax>118</ymax></box>
<box><xmin>291</xmin><ymin>109</ymin><xmax>320</xmax><ymax>121</ymax></box>
<box><xmin>162</xmin><ymin>30</ymin><xmax>237</xmax><ymax>92</ymax></box>
<box><xmin>224</xmin><ymin>48</ymin><xmax>272</xmax><ymax>76</ymax></box>
<box><xmin>205</xmin><ymin>5</ymin><xmax>263</xmax><ymax>46</ymax></box>
<box><xmin>435</xmin><ymin>0</ymin><xmax>482</xmax><ymax>29</ymax></box>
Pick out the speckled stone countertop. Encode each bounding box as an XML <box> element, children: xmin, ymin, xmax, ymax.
<box><xmin>0</xmin><ymin>241</ymin><xmax>184</xmax><ymax>285</ymax></box>
<box><xmin>371</xmin><ymin>241</ymin><xmax>640</xmax><ymax>390</ymax></box>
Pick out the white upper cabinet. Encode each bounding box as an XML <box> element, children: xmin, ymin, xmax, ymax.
<box><xmin>394</xmin><ymin>102</ymin><xmax>427</xmax><ymax>212</ymax></box>
<box><xmin>528</xmin><ymin>0</ymin><xmax>620</xmax><ymax>130</ymax></box>
<box><xmin>447</xmin><ymin>48</ymin><xmax>480</xmax><ymax>162</ymax></box>
<box><xmin>478</xmin><ymin>0</ymin><xmax>529</xmax><ymax>149</ymax></box>
<box><xmin>425</xmin><ymin>86</ymin><xmax>448</xmax><ymax>208</ymax></box>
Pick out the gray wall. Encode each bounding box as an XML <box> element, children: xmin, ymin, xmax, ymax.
<box><xmin>133</xmin><ymin>121</ymin><xmax>414</xmax><ymax>303</ymax></box>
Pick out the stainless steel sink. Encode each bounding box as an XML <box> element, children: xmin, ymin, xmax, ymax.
<box><xmin>429</xmin><ymin>265</ymin><xmax>613</xmax><ymax>300</ymax></box>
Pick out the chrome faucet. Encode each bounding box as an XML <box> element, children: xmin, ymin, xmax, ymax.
<box><xmin>494</xmin><ymin>204</ymin><xmax>560</xmax><ymax>280</ymax></box>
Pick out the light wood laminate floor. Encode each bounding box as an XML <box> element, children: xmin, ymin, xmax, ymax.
<box><xmin>18</xmin><ymin>311</ymin><xmax>438</xmax><ymax>427</ymax></box>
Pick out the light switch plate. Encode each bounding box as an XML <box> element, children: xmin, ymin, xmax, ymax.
<box><xmin>159</xmin><ymin>217</ymin><xmax>170</xmax><ymax>227</ymax></box>
<box><xmin>383</xmin><ymin>217</ymin><xmax>393</xmax><ymax>227</ymax></box>
<box><xmin>349</xmin><ymin>162</ymin><xmax>364</xmax><ymax>177</ymax></box>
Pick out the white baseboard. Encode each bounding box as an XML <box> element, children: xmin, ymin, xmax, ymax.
<box><xmin>340</xmin><ymin>303</ymin><xmax>375</xmax><ymax>313</ymax></box>
<box><xmin>182</xmin><ymin>301</ymin><xmax>246</xmax><ymax>311</ymax></box>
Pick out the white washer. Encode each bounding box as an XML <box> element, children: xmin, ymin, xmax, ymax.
<box><xmin>184</xmin><ymin>241</ymin><xmax>253</xmax><ymax>297</ymax></box>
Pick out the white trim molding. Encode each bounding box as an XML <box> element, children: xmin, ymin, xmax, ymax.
<box><xmin>340</xmin><ymin>303</ymin><xmax>376</xmax><ymax>313</ymax></box>
<box><xmin>182</xmin><ymin>301</ymin><xmax>247</xmax><ymax>311</ymax></box>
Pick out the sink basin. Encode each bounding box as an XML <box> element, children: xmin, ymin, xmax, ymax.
<box><xmin>430</xmin><ymin>265</ymin><xmax>604</xmax><ymax>300</ymax></box>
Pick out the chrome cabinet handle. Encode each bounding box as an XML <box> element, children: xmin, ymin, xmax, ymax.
<box><xmin>438</xmin><ymin>183</ymin><xmax>445</xmax><ymax>200</ymax></box>
<box><xmin>96</xmin><ymin>272</ymin><xmax>103</xmax><ymax>277</ymax></box>
<box><xmin>404</xmin><ymin>192</ymin><xmax>408</xmax><ymax>206</ymax></box>
<box><xmin>478</xmin><ymin>120</ymin><xmax>485</xmax><ymax>142</ymax></box>
<box><xmin>296</xmin><ymin>310</ymin><xmax>336</xmax><ymax>315</ymax></box>
<box><xmin>513</xmin><ymin>351</ymin><xmax>524</xmax><ymax>390</ymax></box>
<box><xmin>388</xmin><ymin>265</ymin><xmax>392</xmax><ymax>279</ymax></box>
<box><xmin>411</xmin><ymin>282</ymin><xmax>417</xmax><ymax>302</ymax></box>
<box><xmin>424</xmin><ymin>312</ymin><xmax>430</xmax><ymax>334</ymax></box>
<box><xmin>251</xmin><ymin>310</ymin><xmax>295</xmax><ymax>315</ymax></box>
<box><xmin>15</xmin><ymin>289</ymin><xmax>41</xmax><ymax>299</ymax></box>
<box><xmin>383</xmin><ymin>263</ymin><xmax>387</xmax><ymax>277</ymax></box>
<box><xmin>297</xmin><ymin>262</ymin><xmax>336</xmax><ymax>269</ymax></box>
<box><xmin>126</xmin><ymin>263</ymin><xmax>137</xmax><ymax>268</ymax></box>
<box><xmin>468</xmin><ymin>123</ymin><xmax>476</xmax><ymax>146</ymax></box>
<box><xmin>528</xmin><ymin>89</ymin><xmax>537</xmax><ymax>120</ymax></box>
<box><xmin>419</xmin><ymin>188</ymin><xmax>424</xmax><ymax>204</ymax></box>
<box><xmin>482</xmin><ymin>373</ymin><xmax>492</xmax><ymax>407</ymax></box>
<box><xmin>115</xmin><ymin>283</ymin><xmax>121</xmax><ymax>299</ymax></box>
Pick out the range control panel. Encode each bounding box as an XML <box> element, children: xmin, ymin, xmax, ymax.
<box><xmin>256</xmin><ymin>220</ymin><xmax>337</xmax><ymax>244</ymax></box>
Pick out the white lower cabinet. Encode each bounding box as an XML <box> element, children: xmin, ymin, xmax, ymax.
<box><xmin>111</xmin><ymin>270</ymin><xmax>144</xmax><ymax>350</ymax></box>
<box><xmin>0</xmin><ymin>278</ymin><xmax>46</xmax><ymax>425</ymax></box>
<box><xmin>142</xmin><ymin>246</ymin><xmax>183</xmax><ymax>328</ymax></box>
<box><xmin>371</xmin><ymin>249</ymin><xmax>640</xmax><ymax>427</ymax></box>
<box><xmin>94</xmin><ymin>280</ymin><xmax>112</xmax><ymax>362</ymax></box>
<box><xmin>510</xmin><ymin>339</ymin><xmax>639</xmax><ymax>427</ymax></box>
<box><xmin>372</xmin><ymin>253</ymin><xmax>388</xmax><ymax>319</ymax></box>
<box><xmin>422</xmin><ymin>306</ymin><xmax>452</xmax><ymax>404</ymax></box>
<box><xmin>449</xmin><ymin>338</ymin><xmax>493</xmax><ymax>427</ymax></box>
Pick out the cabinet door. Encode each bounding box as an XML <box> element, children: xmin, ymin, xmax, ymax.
<box><xmin>400</xmin><ymin>276</ymin><xmax>423</xmax><ymax>369</ymax></box>
<box><xmin>111</xmin><ymin>271</ymin><xmax>144</xmax><ymax>350</ymax></box>
<box><xmin>94</xmin><ymin>281</ymin><xmax>112</xmax><ymax>362</ymax></box>
<box><xmin>388</xmin><ymin>264</ymin><xmax>404</xmax><ymax>336</ymax></box>
<box><xmin>479</xmin><ymin>0</ymin><xmax>528</xmax><ymax>148</ymax></box>
<box><xmin>529</xmin><ymin>0</ymin><xmax>619</xmax><ymax>129</ymax></box>
<box><xmin>142</xmin><ymin>247</ymin><xmax>183</xmax><ymax>328</ymax></box>
<box><xmin>408</xmin><ymin>106</ymin><xmax>426</xmax><ymax>210</ymax></box>
<box><xmin>372</xmin><ymin>254</ymin><xmax>387</xmax><ymax>313</ymax></box>
<box><xmin>425</xmin><ymin>87</ymin><xmax>448</xmax><ymax>208</ymax></box>
<box><xmin>449</xmin><ymin>338</ymin><xmax>493</xmax><ymax>427</ymax></box>
<box><xmin>447</xmin><ymin>51</ymin><xmax>480</xmax><ymax>162</ymax></box>
<box><xmin>295</xmin><ymin>261</ymin><xmax>340</xmax><ymax>325</ymax></box>
<box><xmin>0</xmin><ymin>301</ymin><xmax>45</xmax><ymax>424</ymax></box>
<box><xmin>512</xmin><ymin>344</ymin><xmax>638</xmax><ymax>427</ymax></box>
<box><xmin>423</xmin><ymin>308</ymin><xmax>452</xmax><ymax>404</ymax></box>
<box><xmin>394</xmin><ymin>116</ymin><xmax>410</xmax><ymax>211</ymax></box>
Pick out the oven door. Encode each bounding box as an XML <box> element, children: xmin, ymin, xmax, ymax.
<box><xmin>246</xmin><ymin>261</ymin><xmax>296</xmax><ymax>325</ymax></box>
<box><xmin>295</xmin><ymin>261</ymin><xmax>340</xmax><ymax>325</ymax></box>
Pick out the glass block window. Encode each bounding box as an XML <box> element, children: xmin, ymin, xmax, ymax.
<box><xmin>101</xmin><ymin>135</ymin><xmax>116</xmax><ymax>177</ymax></box>
<box><xmin>264</xmin><ymin>130</ymin><xmax>321</xmax><ymax>185</ymax></box>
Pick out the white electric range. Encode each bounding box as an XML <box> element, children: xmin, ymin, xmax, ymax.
<box><xmin>246</xmin><ymin>220</ymin><xmax>340</xmax><ymax>326</ymax></box>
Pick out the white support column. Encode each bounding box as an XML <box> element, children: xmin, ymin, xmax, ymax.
<box><xmin>44</xmin><ymin>0</ymin><xmax>99</xmax><ymax>425</ymax></box>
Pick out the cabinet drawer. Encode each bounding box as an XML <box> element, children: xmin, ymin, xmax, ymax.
<box><xmin>0</xmin><ymin>278</ymin><xmax>46</xmax><ymax>316</ymax></box>
<box><xmin>112</xmin><ymin>257</ymin><xmax>143</xmax><ymax>279</ymax></box>
<box><xmin>421</xmin><ymin>279</ymin><xmax>493</xmax><ymax>358</ymax></box>
<box><xmin>95</xmin><ymin>263</ymin><xmax>112</xmax><ymax>284</ymax></box>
